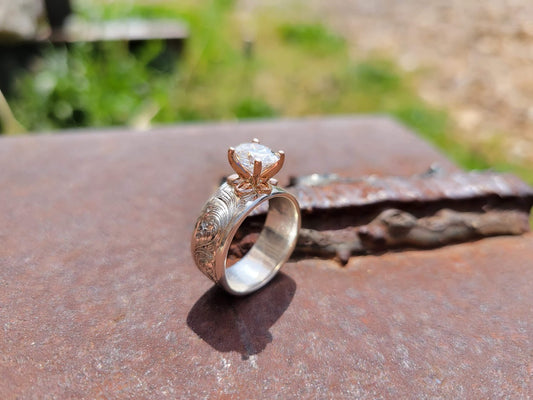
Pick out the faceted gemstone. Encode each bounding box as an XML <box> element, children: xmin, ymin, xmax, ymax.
<box><xmin>233</xmin><ymin>143</ymin><xmax>279</xmax><ymax>174</ymax></box>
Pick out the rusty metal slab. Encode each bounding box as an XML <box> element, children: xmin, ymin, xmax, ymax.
<box><xmin>0</xmin><ymin>117</ymin><xmax>531</xmax><ymax>399</ymax></box>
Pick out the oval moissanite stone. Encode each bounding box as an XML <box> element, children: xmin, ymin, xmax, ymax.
<box><xmin>233</xmin><ymin>143</ymin><xmax>280</xmax><ymax>174</ymax></box>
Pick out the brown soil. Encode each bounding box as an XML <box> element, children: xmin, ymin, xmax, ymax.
<box><xmin>242</xmin><ymin>0</ymin><xmax>533</xmax><ymax>165</ymax></box>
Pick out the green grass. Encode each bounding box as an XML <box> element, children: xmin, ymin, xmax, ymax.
<box><xmin>11</xmin><ymin>41</ymin><xmax>175</xmax><ymax>129</ymax></box>
<box><xmin>278</xmin><ymin>22</ymin><xmax>346</xmax><ymax>54</ymax></box>
<box><xmin>3</xmin><ymin>0</ymin><xmax>531</xmax><ymax>183</ymax></box>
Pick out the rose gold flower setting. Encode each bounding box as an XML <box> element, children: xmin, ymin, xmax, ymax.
<box><xmin>226</xmin><ymin>138</ymin><xmax>285</xmax><ymax>196</ymax></box>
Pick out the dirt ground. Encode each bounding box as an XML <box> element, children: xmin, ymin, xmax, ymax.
<box><xmin>241</xmin><ymin>0</ymin><xmax>533</xmax><ymax>166</ymax></box>
<box><xmin>89</xmin><ymin>0</ymin><xmax>533</xmax><ymax>166</ymax></box>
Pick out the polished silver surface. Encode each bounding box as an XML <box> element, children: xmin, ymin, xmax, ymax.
<box><xmin>191</xmin><ymin>183</ymin><xmax>300</xmax><ymax>295</ymax></box>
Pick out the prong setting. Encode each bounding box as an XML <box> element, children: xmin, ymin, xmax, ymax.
<box><xmin>227</xmin><ymin>140</ymin><xmax>284</xmax><ymax>196</ymax></box>
<box><xmin>226</xmin><ymin>173</ymin><xmax>240</xmax><ymax>185</ymax></box>
<box><xmin>228</xmin><ymin>147</ymin><xmax>249</xmax><ymax>179</ymax></box>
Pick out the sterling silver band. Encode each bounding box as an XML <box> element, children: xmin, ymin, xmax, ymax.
<box><xmin>191</xmin><ymin>182</ymin><xmax>301</xmax><ymax>295</ymax></box>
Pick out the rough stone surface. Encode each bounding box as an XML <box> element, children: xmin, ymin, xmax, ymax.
<box><xmin>0</xmin><ymin>117</ymin><xmax>531</xmax><ymax>398</ymax></box>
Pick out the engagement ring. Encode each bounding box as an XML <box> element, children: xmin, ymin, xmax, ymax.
<box><xmin>191</xmin><ymin>139</ymin><xmax>301</xmax><ymax>295</ymax></box>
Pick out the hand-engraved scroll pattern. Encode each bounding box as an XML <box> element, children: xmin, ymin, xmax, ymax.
<box><xmin>191</xmin><ymin>183</ymin><xmax>248</xmax><ymax>282</ymax></box>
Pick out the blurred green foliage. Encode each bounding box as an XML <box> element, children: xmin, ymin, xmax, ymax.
<box><xmin>3</xmin><ymin>0</ymin><xmax>530</xmax><ymax>182</ymax></box>
<box><xmin>278</xmin><ymin>23</ymin><xmax>346</xmax><ymax>54</ymax></box>
<box><xmin>11</xmin><ymin>41</ymin><xmax>173</xmax><ymax>129</ymax></box>
<box><xmin>348</xmin><ymin>61</ymin><xmax>401</xmax><ymax>92</ymax></box>
<box><xmin>233</xmin><ymin>98</ymin><xmax>278</xmax><ymax>119</ymax></box>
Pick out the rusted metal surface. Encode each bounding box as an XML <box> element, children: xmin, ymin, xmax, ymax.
<box><xmin>290</xmin><ymin>170</ymin><xmax>533</xmax><ymax>211</ymax></box>
<box><xmin>233</xmin><ymin>171</ymin><xmax>533</xmax><ymax>263</ymax></box>
<box><xmin>0</xmin><ymin>117</ymin><xmax>531</xmax><ymax>398</ymax></box>
<box><xmin>298</xmin><ymin>209</ymin><xmax>531</xmax><ymax>263</ymax></box>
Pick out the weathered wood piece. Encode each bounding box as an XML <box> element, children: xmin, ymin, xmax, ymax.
<box><xmin>0</xmin><ymin>0</ymin><xmax>46</xmax><ymax>40</ymax></box>
<box><xmin>0</xmin><ymin>1</ymin><xmax>188</xmax><ymax>94</ymax></box>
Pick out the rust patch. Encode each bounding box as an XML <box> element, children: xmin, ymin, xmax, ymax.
<box><xmin>0</xmin><ymin>117</ymin><xmax>531</xmax><ymax>398</ymax></box>
<box><xmin>233</xmin><ymin>171</ymin><xmax>533</xmax><ymax>264</ymax></box>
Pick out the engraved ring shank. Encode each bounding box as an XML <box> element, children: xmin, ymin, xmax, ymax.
<box><xmin>191</xmin><ymin>183</ymin><xmax>301</xmax><ymax>295</ymax></box>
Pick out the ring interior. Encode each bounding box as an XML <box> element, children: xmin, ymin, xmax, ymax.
<box><xmin>224</xmin><ymin>196</ymin><xmax>299</xmax><ymax>294</ymax></box>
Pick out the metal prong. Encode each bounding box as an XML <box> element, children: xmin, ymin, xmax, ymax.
<box><xmin>253</xmin><ymin>159</ymin><xmax>262</xmax><ymax>184</ymax></box>
<box><xmin>228</xmin><ymin>147</ymin><xmax>249</xmax><ymax>179</ymax></box>
<box><xmin>252</xmin><ymin>138</ymin><xmax>260</xmax><ymax>144</ymax></box>
<box><xmin>226</xmin><ymin>173</ymin><xmax>240</xmax><ymax>186</ymax></box>
<box><xmin>262</xmin><ymin>150</ymin><xmax>285</xmax><ymax>180</ymax></box>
